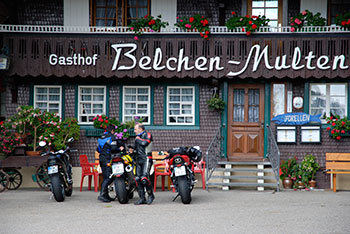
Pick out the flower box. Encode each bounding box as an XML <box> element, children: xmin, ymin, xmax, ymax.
<box><xmin>86</xmin><ymin>128</ymin><xmax>135</xmax><ymax>137</ymax></box>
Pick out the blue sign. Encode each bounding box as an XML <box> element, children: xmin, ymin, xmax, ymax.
<box><xmin>272</xmin><ymin>113</ymin><xmax>321</xmax><ymax>125</ymax></box>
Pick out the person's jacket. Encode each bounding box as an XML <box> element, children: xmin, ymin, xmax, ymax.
<box><xmin>96</xmin><ymin>132</ymin><xmax>125</xmax><ymax>164</ymax></box>
<box><xmin>134</xmin><ymin>131</ymin><xmax>153</xmax><ymax>159</ymax></box>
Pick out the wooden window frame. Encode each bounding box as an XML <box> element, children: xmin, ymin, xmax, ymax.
<box><xmin>123</xmin><ymin>0</ymin><xmax>150</xmax><ymax>26</ymax></box>
<box><xmin>122</xmin><ymin>86</ymin><xmax>151</xmax><ymax>125</ymax></box>
<box><xmin>90</xmin><ymin>0</ymin><xmax>118</xmax><ymax>26</ymax></box>
<box><xmin>247</xmin><ymin>0</ymin><xmax>283</xmax><ymax>26</ymax></box>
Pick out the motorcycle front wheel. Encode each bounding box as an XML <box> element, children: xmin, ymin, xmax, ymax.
<box><xmin>51</xmin><ymin>174</ymin><xmax>65</xmax><ymax>202</ymax></box>
<box><xmin>115</xmin><ymin>177</ymin><xmax>128</xmax><ymax>204</ymax></box>
<box><xmin>178</xmin><ymin>176</ymin><xmax>191</xmax><ymax>204</ymax></box>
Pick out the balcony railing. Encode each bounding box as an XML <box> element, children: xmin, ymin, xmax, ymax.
<box><xmin>0</xmin><ymin>24</ymin><xmax>349</xmax><ymax>34</ymax></box>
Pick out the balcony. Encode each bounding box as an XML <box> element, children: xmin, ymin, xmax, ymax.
<box><xmin>1</xmin><ymin>25</ymin><xmax>349</xmax><ymax>79</ymax></box>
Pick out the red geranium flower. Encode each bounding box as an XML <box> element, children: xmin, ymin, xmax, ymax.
<box><xmin>326</xmin><ymin>127</ymin><xmax>331</xmax><ymax>131</ymax></box>
<box><xmin>231</xmin><ymin>11</ymin><xmax>236</xmax><ymax>15</ymax></box>
<box><xmin>336</xmin><ymin>136</ymin><xmax>341</xmax><ymax>140</ymax></box>
<box><xmin>332</xmin><ymin>122</ymin><xmax>336</xmax><ymax>126</ymax></box>
<box><xmin>189</xmin><ymin>17</ymin><xmax>194</xmax><ymax>23</ymax></box>
<box><xmin>252</xmin><ymin>24</ymin><xmax>257</xmax><ymax>29</ymax></box>
<box><xmin>246</xmin><ymin>31</ymin><xmax>251</xmax><ymax>36</ymax></box>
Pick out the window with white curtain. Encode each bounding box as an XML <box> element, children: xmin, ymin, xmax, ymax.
<box><xmin>123</xmin><ymin>86</ymin><xmax>150</xmax><ymax>124</ymax></box>
<box><xmin>167</xmin><ymin>86</ymin><xmax>195</xmax><ymax>125</ymax></box>
<box><xmin>310</xmin><ymin>83</ymin><xmax>347</xmax><ymax>120</ymax></box>
<box><xmin>78</xmin><ymin>86</ymin><xmax>106</xmax><ymax>124</ymax></box>
<box><xmin>34</xmin><ymin>86</ymin><xmax>62</xmax><ymax>116</ymax></box>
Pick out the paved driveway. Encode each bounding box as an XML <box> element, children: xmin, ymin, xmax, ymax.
<box><xmin>0</xmin><ymin>188</ymin><xmax>349</xmax><ymax>234</ymax></box>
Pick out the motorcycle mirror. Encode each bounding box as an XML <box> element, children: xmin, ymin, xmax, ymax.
<box><xmin>39</xmin><ymin>141</ymin><xmax>47</xmax><ymax>147</ymax></box>
<box><xmin>67</xmin><ymin>137</ymin><xmax>74</xmax><ymax>143</ymax></box>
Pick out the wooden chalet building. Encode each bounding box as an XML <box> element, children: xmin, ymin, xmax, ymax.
<box><xmin>0</xmin><ymin>0</ymin><xmax>350</xmax><ymax>190</ymax></box>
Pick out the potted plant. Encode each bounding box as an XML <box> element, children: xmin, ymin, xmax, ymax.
<box><xmin>279</xmin><ymin>156</ymin><xmax>298</xmax><ymax>189</ymax></box>
<box><xmin>93</xmin><ymin>114</ymin><xmax>130</xmax><ymax>140</ymax></box>
<box><xmin>226</xmin><ymin>12</ymin><xmax>270</xmax><ymax>36</ymax></box>
<box><xmin>325</xmin><ymin>114</ymin><xmax>350</xmax><ymax>140</ymax></box>
<box><xmin>40</xmin><ymin>118</ymin><xmax>80</xmax><ymax>150</ymax></box>
<box><xmin>175</xmin><ymin>14</ymin><xmax>210</xmax><ymax>39</ymax></box>
<box><xmin>0</xmin><ymin>121</ymin><xmax>21</xmax><ymax>159</ymax></box>
<box><xmin>290</xmin><ymin>10</ymin><xmax>326</xmax><ymax>32</ymax></box>
<box><xmin>207</xmin><ymin>94</ymin><xmax>225</xmax><ymax>113</ymax></box>
<box><xmin>335</xmin><ymin>12</ymin><xmax>350</xmax><ymax>29</ymax></box>
<box><xmin>300</xmin><ymin>154</ymin><xmax>320</xmax><ymax>188</ymax></box>
<box><xmin>10</xmin><ymin>106</ymin><xmax>61</xmax><ymax>154</ymax></box>
<box><xmin>128</xmin><ymin>15</ymin><xmax>169</xmax><ymax>40</ymax></box>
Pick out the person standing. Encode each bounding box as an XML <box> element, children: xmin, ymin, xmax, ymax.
<box><xmin>96</xmin><ymin>125</ymin><xmax>125</xmax><ymax>202</ymax></box>
<box><xmin>133</xmin><ymin>123</ymin><xmax>154</xmax><ymax>205</ymax></box>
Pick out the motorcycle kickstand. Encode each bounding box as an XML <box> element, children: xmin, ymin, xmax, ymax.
<box><xmin>172</xmin><ymin>193</ymin><xmax>180</xmax><ymax>202</ymax></box>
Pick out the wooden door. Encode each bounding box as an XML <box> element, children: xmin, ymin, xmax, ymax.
<box><xmin>227</xmin><ymin>84</ymin><xmax>264</xmax><ymax>161</ymax></box>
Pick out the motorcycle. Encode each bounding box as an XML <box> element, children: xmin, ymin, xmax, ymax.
<box><xmin>108</xmin><ymin>153</ymin><xmax>136</xmax><ymax>204</ymax></box>
<box><xmin>39</xmin><ymin>137</ymin><xmax>76</xmax><ymax>202</ymax></box>
<box><xmin>165</xmin><ymin>146</ymin><xmax>202</xmax><ymax>204</ymax></box>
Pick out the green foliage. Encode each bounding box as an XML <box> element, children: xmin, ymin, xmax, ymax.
<box><xmin>9</xmin><ymin>105</ymin><xmax>81</xmax><ymax>151</ymax></box>
<box><xmin>128</xmin><ymin>15</ymin><xmax>169</xmax><ymax>38</ymax></box>
<box><xmin>290</xmin><ymin>10</ymin><xmax>326</xmax><ymax>32</ymax></box>
<box><xmin>226</xmin><ymin>12</ymin><xmax>270</xmax><ymax>36</ymax></box>
<box><xmin>207</xmin><ymin>94</ymin><xmax>225</xmax><ymax>112</ymax></box>
<box><xmin>325</xmin><ymin>114</ymin><xmax>350</xmax><ymax>140</ymax></box>
<box><xmin>335</xmin><ymin>12</ymin><xmax>350</xmax><ymax>29</ymax></box>
<box><xmin>175</xmin><ymin>14</ymin><xmax>210</xmax><ymax>39</ymax></box>
<box><xmin>279</xmin><ymin>156</ymin><xmax>298</xmax><ymax>181</ymax></box>
<box><xmin>300</xmin><ymin>154</ymin><xmax>320</xmax><ymax>181</ymax></box>
<box><xmin>92</xmin><ymin>114</ymin><xmax>130</xmax><ymax>140</ymax></box>
<box><xmin>0</xmin><ymin>121</ymin><xmax>21</xmax><ymax>154</ymax></box>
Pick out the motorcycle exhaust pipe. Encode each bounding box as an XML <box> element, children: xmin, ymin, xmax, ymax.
<box><xmin>125</xmin><ymin>165</ymin><xmax>133</xmax><ymax>172</ymax></box>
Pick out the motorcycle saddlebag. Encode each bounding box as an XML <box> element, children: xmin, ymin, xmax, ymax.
<box><xmin>168</xmin><ymin>147</ymin><xmax>188</xmax><ymax>157</ymax></box>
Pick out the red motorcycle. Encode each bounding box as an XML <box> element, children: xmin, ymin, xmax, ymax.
<box><xmin>165</xmin><ymin>146</ymin><xmax>202</xmax><ymax>204</ymax></box>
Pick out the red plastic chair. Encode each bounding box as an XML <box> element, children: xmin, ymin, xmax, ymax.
<box><xmin>79</xmin><ymin>154</ymin><xmax>100</xmax><ymax>192</ymax></box>
<box><xmin>153</xmin><ymin>159</ymin><xmax>172</xmax><ymax>192</ymax></box>
<box><xmin>192</xmin><ymin>160</ymin><xmax>206</xmax><ymax>190</ymax></box>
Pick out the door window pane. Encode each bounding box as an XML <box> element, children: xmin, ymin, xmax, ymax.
<box><xmin>248</xmin><ymin>89</ymin><xmax>260</xmax><ymax>122</ymax></box>
<box><xmin>233</xmin><ymin>89</ymin><xmax>245</xmax><ymax>122</ymax></box>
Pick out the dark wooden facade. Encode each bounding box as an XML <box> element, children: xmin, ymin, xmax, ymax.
<box><xmin>3</xmin><ymin>33</ymin><xmax>350</xmax><ymax>79</ymax></box>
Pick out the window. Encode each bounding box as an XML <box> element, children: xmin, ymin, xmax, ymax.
<box><xmin>123</xmin><ymin>86</ymin><xmax>150</xmax><ymax>124</ymax></box>
<box><xmin>78</xmin><ymin>86</ymin><xmax>106</xmax><ymax>124</ymax></box>
<box><xmin>90</xmin><ymin>0</ymin><xmax>150</xmax><ymax>26</ymax></box>
<box><xmin>310</xmin><ymin>83</ymin><xmax>347</xmax><ymax>120</ymax></box>
<box><xmin>329</xmin><ymin>0</ymin><xmax>350</xmax><ymax>25</ymax></box>
<box><xmin>91</xmin><ymin>0</ymin><xmax>119</xmax><ymax>26</ymax></box>
<box><xmin>125</xmin><ymin>0</ymin><xmax>150</xmax><ymax>25</ymax></box>
<box><xmin>272</xmin><ymin>83</ymin><xmax>286</xmax><ymax>117</ymax></box>
<box><xmin>248</xmin><ymin>0</ymin><xmax>282</xmax><ymax>27</ymax></box>
<box><xmin>167</xmin><ymin>86</ymin><xmax>195</xmax><ymax>125</ymax></box>
<box><xmin>34</xmin><ymin>86</ymin><xmax>62</xmax><ymax>116</ymax></box>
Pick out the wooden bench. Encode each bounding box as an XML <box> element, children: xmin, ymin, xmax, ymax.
<box><xmin>326</xmin><ymin>153</ymin><xmax>350</xmax><ymax>192</ymax></box>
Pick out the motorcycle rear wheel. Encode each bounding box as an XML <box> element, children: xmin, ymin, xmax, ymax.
<box><xmin>51</xmin><ymin>174</ymin><xmax>65</xmax><ymax>202</ymax></box>
<box><xmin>178</xmin><ymin>176</ymin><xmax>191</xmax><ymax>204</ymax></box>
<box><xmin>65</xmin><ymin>184</ymin><xmax>73</xmax><ymax>197</ymax></box>
<box><xmin>115</xmin><ymin>177</ymin><xmax>128</xmax><ymax>204</ymax></box>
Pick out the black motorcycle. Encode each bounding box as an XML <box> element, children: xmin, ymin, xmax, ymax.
<box><xmin>166</xmin><ymin>146</ymin><xmax>202</xmax><ymax>204</ymax></box>
<box><xmin>40</xmin><ymin>138</ymin><xmax>76</xmax><ymax>202</ymax></box>
<box><xmin>108</xmin><ymin>153</ymin><xmax>136</xmax><ymax>204</ymax></box>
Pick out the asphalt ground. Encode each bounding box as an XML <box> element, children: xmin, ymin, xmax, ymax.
<box><xmin>0</xmin><ymin>188</ymin><xmax>350</xmax><ymax>234</ymax></box>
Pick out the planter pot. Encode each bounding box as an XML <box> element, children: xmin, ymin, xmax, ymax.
<box><xmin>282</xmin><ymin>178</ymin><xmax>293</xmax><ymax>189</ymax></box>
<box><xmin>0</xmin><ymin>152</ymin><xmax>7</xmax><ymax>161</ymax></box>
<box><xmin>309</xmin><ymin>179</ymin><xmax>317</xmax><ymax>188</ymax></box>
<box><xmin>25</xmin><ymin>151</ymin><xmax>41</xmax><ymax>156</ymax></box>
<box><xmin>297</xmin><ymin>181</ymin><xmax>305</xmax><ymax>189</ymax></box>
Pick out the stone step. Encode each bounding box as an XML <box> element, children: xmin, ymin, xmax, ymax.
<box><xmin>217</xmin><ymin>161</ymin><xmax>272</xmax><ymax>166</ymax></box>
<box><xmin>211</xmin><ymin>175</ymin><xmax>277</xmax><ymax>180</ymax></box>
<box><xmin>207</xmin><ymin>182</ymin><xmax>279</xmax><ymax>188</ymax></box>
<box><xmin>215</xmin><ymin>168</ymin><xmax>274</xmax><ymax>173</ymax></box>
